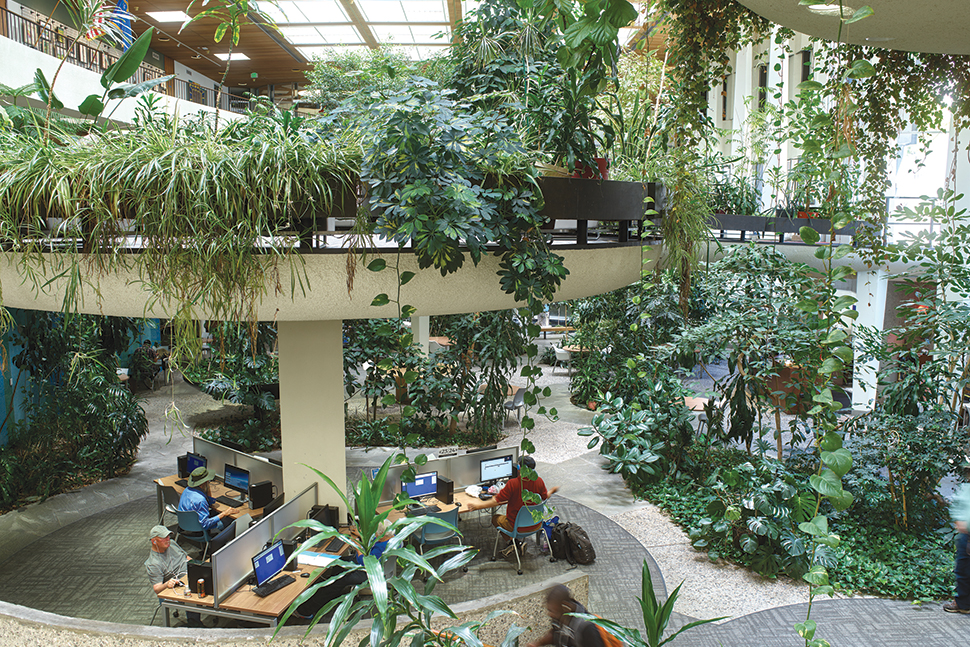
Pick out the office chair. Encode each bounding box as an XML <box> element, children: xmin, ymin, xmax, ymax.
<box><xmin>158</xmin><ymin>485</ymin><xmax>181</xmax><ymax>529</ymax></box>
<box><xmin>504</xmin><ymin>387</ymin><xmax>526</xmax><ymax>423</ymax></box>
<box><xmin>207</xmin><ymin>519</ymin><xmax>237</xmax><ymax>556</ymax></box>
<box><xmin>491</xmin><ymin>503</ymin><xmax>546</xmax><ymax>575</ymax></box>
<box><xmin>176</xmin><ymin>510</ymin><xmax>214</xmax><ymax>561</ymax></box>
<box><xmin>415</xmin><ymin>507</ymin><xmax>466</xmax><ymax>581</ymax></box>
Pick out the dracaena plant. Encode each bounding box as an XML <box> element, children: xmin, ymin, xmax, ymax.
<box><xmin>276</xmin><ymin>454</ymin><xmax>527</xmax><ymax>647</ymax></box>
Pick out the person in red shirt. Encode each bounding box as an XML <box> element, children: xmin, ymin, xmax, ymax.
<box><xmin>465</xmin><ymin>456</ymin><xmax>559</xmax><ymax>533</ymax></box>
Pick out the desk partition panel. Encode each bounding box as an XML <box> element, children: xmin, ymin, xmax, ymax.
<box><xmin>193</xmin><ymin>438</ymin><xmax>283</xmax><ymax>493</ymax></box>
<box><xmin>193</xmin><ymin>437</ymin><xmax>238</xmax><ymax>480</ymax></box>
<box><xmin>377</xmin><ymin>447</ymin><xmax>519</xmax><ymax>502</ymax></box>
<box><xmin>270</xmin><ymin>482</ymin><xmax>317</xmax><ymax>543</ymax></box>
<box><xmin>235</xmin><ymin>454</ymin><xmax>283</xmax><ymax>491</ymax></box>
<box><xmin>211</xmin><ymin>483</ymin><xmax>318</xmax><ymax>605</ymax></box>
<box><xmin>211</xmin><ymin>515</ymin><xmax>271</xmax><ymax>605</ymax></box>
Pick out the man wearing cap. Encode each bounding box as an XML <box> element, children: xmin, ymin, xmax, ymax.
<box><xmin>178</xmin><ymin>467</ymin><xmax>238</xmax><ymax>533</ymax></box>
<box><xmin>145</xmin><ymin>525</ymin><xmax>201</xmax><ymax>626</ymax></box>
<box><xmin>464</xmin><ymin>456</ymin><xmax>558</xmax><ymax>534</ymax></box>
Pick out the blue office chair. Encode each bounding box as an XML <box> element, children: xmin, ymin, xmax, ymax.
<box><xmin>491</xmin><ymin>503</ymin><xmax>545</xmax><ymax>575</ymax></box>
<box><xmin>415</xmin><ymin>507</ymin><xmax>466</xmax><ymax>581</ymax></box>
<box><xmin>176</xmin><ymin>510</ymin><xmax>214</xmax><ymax>561</ymax></box>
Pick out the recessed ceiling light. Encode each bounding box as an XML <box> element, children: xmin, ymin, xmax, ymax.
<box><xmin>145</xmin><ymin>10</ymin><xmax>190</xmax><ymax>23</ymax></box>
<box><xmin>215</xmin><ymin>52</ymin><xmax>250</xmax><ymax>61</ymax></box>
<box><xmin>238</xmin><ymin>82</ymin><xmax>248</xmax><ymax>86</ymax></box>
<box><xmin>157</xmin><ymin>36</ymin><xmax>171</xmax><ymax>42</ymax></box>
<box><xmin>805</xmin><ymin>3</ymin><xmax>856</xmax><ymax>18</ymax></box>
<box><xmin>865</xmin><ymin>37</ymin><xmax>895</xmax><ymax>42</ymax></box>
<box><xmin>190</xmin><ymin>54</ymin><xmax>202</xmax><ymax>59</ymax></box>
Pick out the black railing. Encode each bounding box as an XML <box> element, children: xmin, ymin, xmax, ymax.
<box><xmin>0</xmin><ymin>7</ymin><xmax>164</xmax><ymax>86</ymax></box>
<box><xmin>168</xmin><ymin>77</ymin><xmax>249</xmax><ymax>114</ymax></box>
<box><xmin>0</xmin><ymin>6</ymin><xmax>247</xmax><ymax>115</ymax></box>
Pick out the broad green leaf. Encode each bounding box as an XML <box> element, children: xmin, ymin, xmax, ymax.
<box><xmin>845</xmin><ymin>59</ymin><xmax>875</xmax><ymax>79</ymax></box>
<box><xmin>833</xmin><ymin>345</ymin><xmax>854</xmax><ymax>363</ymax></box>
<box><xmin>214</xmin><ymin>23</ymin><xmax>229</xmax><ymax>43</ymax></box>
<box><xmin>798</xmin><ymin>515</ymin><xmax>828</xmax><ymax>537</ymax></box>
<box><xmin>846</xmin><ymin>6</ymin><xmax>874</xmax><ymax>24</ymax></box>
<box><xmin>367</xmin><ymin>258</ymin><xmax>386</xmax><ymax>272</ymax></box>
<box><xmin>77</xmin><ymin>94</ymin><xmax>105</xmax><ymax>117</ymax></box>
<box><xmin>802</xmin><ymin>564</ymin><xmax>829</xmax><ymax>587</ymax></box>
<box><xmin>796</xmin><ymin>299</ymin><xmax>819</xmax><ymax>313</ymax></box>
<box><xmin>821</xmin><ymin>448</ymin><xmax>852</xmax><ymax>477</ymax></box>
<box><xmin>819</xmin><ymin>357</ymin><xmax>843</xmax><ymax>374</ymax></box>
<box><xmin>400</xmin><ymin>271</ymin><xmax>416</xmax><ymax>285</ymax></box>
<box><xmin>102</xmin><ymin>27</ymin><xmax>154</xmax><ymax>87</ymax></box>
<box><xmin>819</xmin><ymin>432</ymin><xmax>842</xmax><ymax>451</ymax></box>
<box><xmin>799</xmin><ymin>226</ymin><xmax>821</xmax><ymax>245</ymax></box>
<box><xmin>828</xmin><ymin>488</ymin><xmax>854</xmax><ymax>511</ymax></box>
<box><xmin>33</xmin><ymin>69</ymin><xmax>63</xmax><ymax>110</ymax></box>
<box><xmin>797</xmin><ymin>80</ymin><xmax>824</xmax><ymax>92</ymax></box>
<box><xmin>795</xmin><ymin>619</ymin><xmax>817</xmax><ymax>640</ymax></box>
<box><xmin>106</xmin><ymin>75</ymin><xmax>174</xmax><ymax>101</ymax></box>
<box><xmin>370</xmin><ymin>293</ymin><xmax>390</xmax><ymax>307</ymax></box>
<box><xmin>810</xmin><ymin>470</ymin><xmax>843</xmax><ymax>497</ymax></box>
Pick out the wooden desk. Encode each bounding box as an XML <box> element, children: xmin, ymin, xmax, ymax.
<box><xmin>540</xmin><ymin>326</ymin><xmax>575</xmax><ymax>339</ymax></box>
<box><xmin>155</xmin><ymin>475</ymin><xmax>267</xmax><ymax>522</ymax></box>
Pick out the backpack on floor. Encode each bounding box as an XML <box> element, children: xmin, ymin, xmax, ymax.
<box><xmin>548</xmin><ymin>522</ymin><xmax>571</xmax><ymax>562</ymax></box>
<box><xmin>563</xmin><ymin>523</ymin><xmax>595</xmax><ymax>565</ymax></box>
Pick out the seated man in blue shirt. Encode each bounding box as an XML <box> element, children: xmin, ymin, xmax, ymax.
<box><xmin>178</xmin><ymin>467</ymin><xmax>238</xmax><ymax>534</ymax></box>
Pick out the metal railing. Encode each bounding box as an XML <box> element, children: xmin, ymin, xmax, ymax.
<box><xmin>0</xmin><ymin>6</ymin><xmax>247</xmax><ymax>115</ymax></box>
<box><xmin>0</xmin><ymin>7</ymin><xmax>164</xmax><ymax>86</ymax></box>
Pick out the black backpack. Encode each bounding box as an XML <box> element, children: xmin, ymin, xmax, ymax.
<box><xmin>549</xmin><ymin>522</ymin><xmax>596</xmax><ymax>565</ymax></box>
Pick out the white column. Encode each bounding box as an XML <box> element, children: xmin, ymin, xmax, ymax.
<box><xmin>412</xmin><ymin>315</ymin><xmax>431</xmax><ymax>353</ymax></box>
<box><xmin>852</xmin><ymin>269</ymin><xmax>889</xmax><ymax>410</ymax></box>
<box><xmin>278</xmin><ymin>320</ymin><xmax>347</xmax><ymax>515</ymax></box>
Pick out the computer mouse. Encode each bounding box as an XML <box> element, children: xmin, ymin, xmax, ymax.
<box><xmin>300</xmin><ymin>572</ymin><xmax>310</xmax><ymax>578</ymax></box>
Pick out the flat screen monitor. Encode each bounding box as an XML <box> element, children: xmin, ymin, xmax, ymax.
<box><xmin>480</xmin><ymin>455</ymin><xmax>514</xmax><ymax>483</ymax></box>
<box><xmin>224</xmin><ymin>465</ymin><xmax>250</xmax><ymax>493</ymax></box>
<box><xmin>401</xmin><ymin>471</ymin><xmax>438</xmax><ymax>499</ymax></box>
<box><xmin>252</xmin><ymin>540</ymin><xmax>286</xmax><ymax>587</ymax></box>
<box><xmin>186</xmin><ymin>452</ymin><xmax>207</xmax><ymax>474</ymax></box>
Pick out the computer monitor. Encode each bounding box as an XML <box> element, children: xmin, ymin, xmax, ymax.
<box><xmin>480</xmin><ymin>455</ymin><xmax>514</xmax><ymax>483</ymax></box>
<box><xmin>224</xmin><ymin>464</ymin><xmax>250</xmax><ymax>493</ymax></box>
<box><xmin>252</xmin><ymin>541</ymin><xmax>286</xmax><ymax>587</ymax></box>
<box><xmin>186</xmin><ymin>452</ymin><xmax>207</xmax><ymax>474</ymax></box>
<box><xmin>401</xmin><ymin>471</ymin><xmax>438</xmax><ymax>499</ymax></box>
<box><xmin>466</xmin><ymin>444</ymin><xmax>497</xmax><ymax>454</ymax></box>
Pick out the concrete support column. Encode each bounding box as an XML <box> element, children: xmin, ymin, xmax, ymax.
<box><xmin>852</xmin><ymin>269</ymin><xmax>889</xmax><ymax>410</ymax></box>
<box><xmin>278</xmin><ymin>320</ymin><xmax>346</xmax><ymax>514</ymax></box>
<box><xmin>412</xmin><ymin>315</ymin><xmax>430</xmax><ymax>353</ymax></box>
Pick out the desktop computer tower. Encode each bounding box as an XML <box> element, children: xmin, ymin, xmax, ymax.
<box><xmin>188</xmin><ymin>560</ymin><xmax>212</xmax><ymax>596</ymax></box>
<box><xmin>281</xmin><ymin>539</ymin><xmax>301</xmax><ymax>571</ymax></box>
<box><xmin>177</xmin><ymin>454</ymin><xmax>189</xmax><ymax>479</ymax></box>
<box><xmin>437</xmin><ymin>476</ymin><xmax>454</xmax><ymax>505</ymax></box>
<box><xmin>249</xmin><ymin>480</ymin><xmax>274</xmax><ymax>510</ymax></box>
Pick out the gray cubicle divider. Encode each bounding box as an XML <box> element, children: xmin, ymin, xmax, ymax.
<box><xmin>193</xmin><ymin>437</ymin><xmax>283</xmax><ymax>492</ymax></box>
<box><xmin>378</xmin><ymin>446</ymin><xmax>519</xmax><ymax>502</ymax></box>
<box><xmin>194</xmin><ymin>437</ymin><xmax>237</xmax><ymax>479</ymax></box>
<box><xmin>211</xmin><ymin>483</ymin><xmax>318</xmax><ymax>605</ymax></box>
<box><xmin>235</xmin><ymin>454</ymin><xmax>282</xmax><ymax>491</ymax></box>
<box><xmin>269</xmin><ymin>482</ymin><xmax>318</xmax><ymax>543</ymax></box>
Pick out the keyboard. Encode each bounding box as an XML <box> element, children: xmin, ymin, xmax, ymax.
<box><xmin>406</xmin><ymin>504</ymin><xmax>441</xmax><ymax>516</ymax></box>
<box><xmin>324</xmin><ymin>536</ymin><xmax>345</xmax><ymax>553</ymax></box>
<box><xmin>216</xmin><ymin>495</ymin><xmax>246</xmax><ymax>507</ymax></box>
<box><xmin>253</xmin><ymin>574</ymin><xmax>296</xmax><ymax>597</ymax></box>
